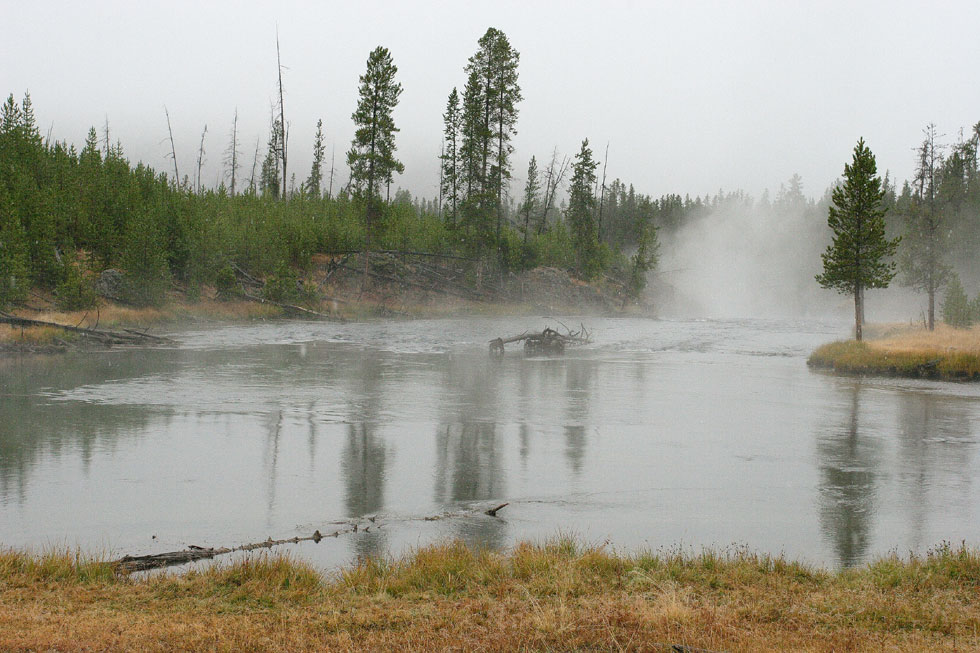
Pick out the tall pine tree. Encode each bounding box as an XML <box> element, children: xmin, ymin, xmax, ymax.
<box><xmin>900</xmin><ymin>124</ymin><xmax>949</xmax><ymax>331</ymax></box>
<box><xmin>816</xmin><ymin>138</ymin><xmax>899</xmax><ymax>340</ymax></box>
<box><xmin>566</xmin><ymin>139</ymin><xmax>600</xmax><ymax>278</ymax></box>
<box><xmin>519</xmin><ymin>155</ymin><xmax>538</xmax><ymax>244</ymax></box>
<box><xmin>306</xmin><ymin>118</ymin><xmax>325</xmax><ymax>198</ymax></box>
<box><xmin>346</xmin><ymin>46</ymin><xmax>403</xmax><ymax>286</ymax></box>
<box><xmin>460</xmin><ymin>28</ymin><xmax>521</xmax><ymax>252</ymax></box>
<box><xmin>440</xmin><ymin>88</ymin><xmax>462</xmax><ymax>226</ymax></box>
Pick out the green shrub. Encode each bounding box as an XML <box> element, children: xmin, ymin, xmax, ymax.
<box><xmin>262</xmin><ymin>265</ymin><xmax>301</xmax><ymax>304</ymax></box>
<box><xmin>942</xmin><ymin>274</ymin><xmax>973</xmax><ymax>328</ymax></box>
<box><xmin>215</xmin><ymin>264</ymin><xmax>238</xmax><ymax>299</ymax></box>
<box><xmin>55</xmin><ymin>258</ymin><xmax>97</xmax><ymax>311</ymax></box>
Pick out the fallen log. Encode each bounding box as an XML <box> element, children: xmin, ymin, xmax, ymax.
<box><xmin>115</xmin><ymin>530</ymin><xmax>349</xmax><ymax>573</ymax></box>
<box><xmin>0</xmin><ymin>312</ymin><xmax>175</xmax><ymax>346</ymax></box>
<box><xmin>241</xmin><ymin>293</ymin><xmax>346</xmax><ymax>322</ymax></box>
<box><xmin>114</xmin><ymin>502</ymin><xmax>512</xmax><ymax>573</ymax></box>
<box><xmin>489</xmin><ymin>325</ymin><xmax>591</xmax><ymax>357</ymax></box>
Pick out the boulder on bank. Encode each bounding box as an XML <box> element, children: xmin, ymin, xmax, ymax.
<box><xmin>95</xmin><ymin>269</ymin><xmax>125</xmax><ymax>301</ymax></box>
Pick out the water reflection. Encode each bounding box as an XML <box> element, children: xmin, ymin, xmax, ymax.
<box><xmin>4</xmin><ymin>318</ymin><xmax>980</xmax><ymax>569</ymax></box>
<box><xmin>434</xmin><ymin>423</ymin><xmax>504</xmax><ymax>504</ymax></box>
<box><xmin>0</xmin><ymin>353</ymin><xmax>167</xmax><ymax>503</ymax></box>
<box><xmin>896</xmin><ymin>392</ymin><xmax>976</xmax><ymax>552</ymax></box>
<box><xmin>816</xmin><ymin>381</ymin><xmax>881</xmax><ymax>567</ymax></box>
<box><xmin>342</xmin><ymin>423</ymin><xmax>389</xmax><ymax>559</ymax></box>
<box><xmin>563</xmin><ymin>359</ymin><xmax>594</xmax><ymax>474</ymax></box>
<box><xmin>342</xmin><ymin>423</ymin><xmax>388</xmax><ymax>518</ymax></box>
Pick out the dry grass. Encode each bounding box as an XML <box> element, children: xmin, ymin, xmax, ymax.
<box><xmin>1</xmin><ymin>539</ymin><xmax>978</xmax><ymax>651</ymax></box>
<box><xmin>867</xmin><ymin>323</ymin><xmax>980</xmax><ymax>354</ymax></box>
<box><xmin>810</xmin><ymin>324</ymin><xmax>980</xmax><ymax>380</ymax></box>
<box><xmin>0</xmin><ymin>300</ymin><xmax>284</xmax><ymax>349</ymax></box>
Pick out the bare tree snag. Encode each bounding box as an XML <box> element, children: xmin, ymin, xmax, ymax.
<box><xmin>195</xmin><ymin>124</ymin><xmax>207</xmax><ymax>194</ymax></box>
<box><xmin>164</xmin><ymin>106</ymin><xmax>179</xmax><ymax>184</ymax></box>
<box><xmin>277</xmin><ymin>27</ymin><xmax>288</xmax><ymax>199</ymax></box>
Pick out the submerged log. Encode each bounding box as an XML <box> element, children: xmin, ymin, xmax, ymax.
<box><xmin>114</xmin><ymin>502</ymin><xmax>511</xmax><ymax>573</ymax></box>
<box><xmin>489</xmin><ymin>325</ymin><xmax>591</xmax><ymax>357</ymax></box>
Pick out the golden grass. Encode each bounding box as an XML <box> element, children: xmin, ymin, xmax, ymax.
<box><xmin>810</xmin><ymin>324</ymin><xmax>980</xmax><ymax>381</ymax></box>
<box><xmin>1</xmin><ymin>539</ymin><xmax>978</xmax><ymax>651</ymax></box>
<box><xmin>867</xmin><ymin>323</ymin><xmax>980</xmax><ymax>354</ymax></box>
<box><xmin>0</xmin><ymin>300</ymin><xmax>285</xmax><ymax>348</ymax></box>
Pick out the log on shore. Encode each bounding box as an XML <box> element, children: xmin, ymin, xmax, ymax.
<box><xmin>0</xmin><ymin>312</ymin><xmax>175</xmax><ymax>346</ymax></box>
<box><xmin>240</xmin><ymin>293</ymin><xmax>346</xmax><ymax>322</ymax></box>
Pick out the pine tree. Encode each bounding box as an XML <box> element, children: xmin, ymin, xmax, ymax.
<box><xmin>440</xmin><ymin>88</ymin><xmax>462</xmax><ymax>226</ymax></box>
<box><xmin>346</xmin><ymin>45</ymin><xmax>404</xmax><ymax>286</ymax></box>
<box><xmin>900</xmin><ymin>124</ymin><xmax>949</xmax><ymax>330</ymax></box>
<box><xmin>0</xmin><ymin>186</ymin><xmax>30</xmax><ymax>307</ymax></box>
<box><xmin>627</xmin><ymin>195</ymin><xmax>659</xmax><ymax>301</ymax></box>
<box><xmin>566</xmin><ymin>139</ymin><xmax>601</xmax><ymax>278</ymax></box>
<box><xmin>816</xmin><ymin>138</ymin><xmax>899</xmax><ymax>341</ymax></box>
<box><xmin>462</xmin><ymin>28</ymin><xmax>521</xmax><ymax>249</ymax></box>
<box><xmin>260</xmin><ymin>117</ymin><xmax>282</xmax><ymax>199</ymax></box>
<box><xmin>519</xmin><ymin>155</ymin><xmax>539</xmax><ymax>244</ymax></box>
<box><xmin>0</xmin><ymin>94</ymin><xmax>23</xmax><ymax>136</ymax></box>
<box><xmin>459</xmin><ymin>69</ymin><xmax>487</xmax><ymax>238</ymax></box>
<box><xmin>942</xmin><ymin>273</ymin><xmax>972</xmax><ymax>328</ymax></box>
<box><xmin>306</xmin><ymin>118</ymin><xmax>325</xmax><ymax>197</ymax></box>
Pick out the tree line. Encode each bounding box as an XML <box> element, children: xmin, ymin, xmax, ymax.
<box><xmin>0</xmin><ymin>28</ymin><xmax>663</xmax><ymax>310</ymax></box>
<box><xmin>3</xmin><ymin>26</ymin><xmax>977</xmax><ymax>326</ymax></box>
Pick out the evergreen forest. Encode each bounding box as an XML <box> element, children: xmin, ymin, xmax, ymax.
<box><xmin>1</xmin><ymin>28</ymin><xmax>979</xmax><ymax>323</ymax></box>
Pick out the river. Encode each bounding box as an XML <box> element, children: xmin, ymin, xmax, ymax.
<box><xmin>2</xmin><ymin>316</ymin><xmax>979</xmax><ymax>570</ymax></box>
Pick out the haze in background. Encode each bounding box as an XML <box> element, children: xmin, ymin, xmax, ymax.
<box><xmin>1</xmin><ymin>1</ymin><xmax>978</xmax><ymax>203</ymax></box>
<box><xmin>652</xmin><ymin>185</ymin><xmax>929</xmax><ymax>322</ymax></box>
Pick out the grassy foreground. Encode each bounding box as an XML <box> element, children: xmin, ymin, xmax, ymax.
<box><xmin>2</xmin><ymin>539</ymin><xmax>979</xmax><ymax>651</ymax></box>
<box><xmin>809</xmin><ymin>324</ymin><xmax>980</xmax><ymax>381</ymax></box>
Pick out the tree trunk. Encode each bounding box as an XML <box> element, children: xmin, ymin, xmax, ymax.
<box><xmin>854</xmin><ymin>284</ymin><xmax>863</xmax><ymax>341</ymax></box>
<box><xmin>928</xmin><ymin>286</ymin><xmax>935</xmax><ymax>331</ymax></box>
<box><xmin>858</xmin><ymin>285</ymin><xmax>865</xmax><ymax>325</ymax></box>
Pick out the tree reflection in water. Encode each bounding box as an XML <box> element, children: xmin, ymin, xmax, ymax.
<box><xmin>817</xmin><ymin>381</ymin><xmax>881</xmax><ymax>567</ymax></box>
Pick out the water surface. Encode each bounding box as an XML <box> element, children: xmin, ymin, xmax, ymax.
<box><xmin>2</xmin><ymin>316</ymin><xmax>979</xmax><ymax>570</ymax></box>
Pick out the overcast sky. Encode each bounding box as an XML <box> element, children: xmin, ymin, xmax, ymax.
<box><xmin>3</xmin><ymin>0</ymin><xmax>978</xmax><ymax>201</ymax></box>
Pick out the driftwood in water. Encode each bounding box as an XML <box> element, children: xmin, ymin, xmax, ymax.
<box><xmin>115</xmin><ymin>529</ymin><xmax>351</xmax><ymax>573</ymax></box>
<box><xmin>485</xmin><ymin>503</ymin><xmax>509</xmax><ymax>517</ymax></box>
<box><xmin>114</xmin><ymin>502</ymin><xmax>510</xmax><ymax>573</ymax></box>
<box><xmin>0</xmin><ymin>312</ymin><xmax>174</xmax><ymax>346</ymax></box>
<box><xmin>489</xmin><ymin>325</ymin><xmax>591</xmax><ymax>357</ymax></box>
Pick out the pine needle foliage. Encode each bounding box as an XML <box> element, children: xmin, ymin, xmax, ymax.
<box><xmin>816</xmin><ymin>138</ymin><xmax>899</xmax><ymax>340</ymax></box>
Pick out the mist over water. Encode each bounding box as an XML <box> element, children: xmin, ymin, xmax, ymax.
<box><xmin>649</xmin><ymin>192</ymin><xmax>933</xmax><ymax>324</ymax></box>
<box><xmin>651</xmin><ymin>195</ymin><xmax>834</xmax><ymax>319</ymax></box>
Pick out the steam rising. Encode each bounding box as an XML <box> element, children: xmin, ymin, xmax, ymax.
<box><xmin>649</xmin><ymin>187</ymin><xmax>929</xmax><ymax>322</ymax></box>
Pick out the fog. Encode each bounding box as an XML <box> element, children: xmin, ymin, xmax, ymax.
<box><xmin>2</xmin><ymin>1</ymin><xmax>979</xmax><ymax>202</ymax></box>
<box><xmin>651</xmin><ymin>189</ymin><xmax>931</xmax><ymax>323</ymax></box>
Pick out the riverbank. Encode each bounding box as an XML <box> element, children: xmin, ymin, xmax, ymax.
<box><xmin>808</xmin><ymin>324</ymin><xmax>980</xmax><ymax>381</ymax></box>
<box><xmin>1</xmin><ymin>260</ymin><xmax>640</xmax><ymax>353</ymax></box>
<box><xmin>1</xmin><ymin>539</ymin><xmax>976</xmax><ymax>651</ymax></box>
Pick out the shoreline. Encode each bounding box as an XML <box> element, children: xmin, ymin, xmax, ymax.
<box><xmin>808</xmin><ymin>324</ymin><xmax>980</xmax><ymax>381</ymax></box>
<box><xmin>1</xmin><ymin>263</ymin><xmax>648</xmax><ymax>355</ymax></box>
<box><xmin>1</xmin><ymin>538</ymin><xmax>976</xmax><ymax>651</ymax></box>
